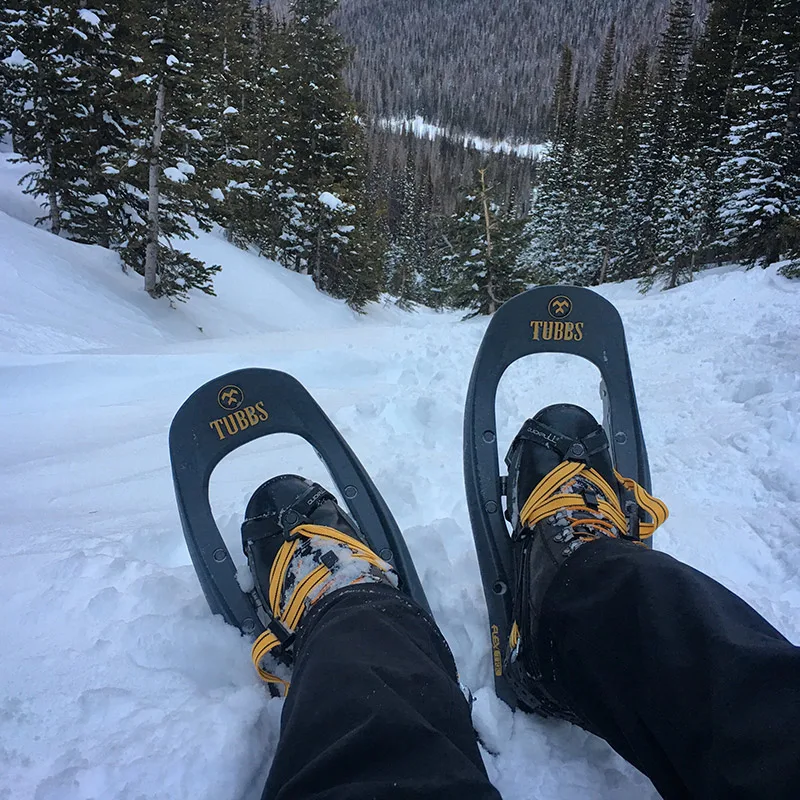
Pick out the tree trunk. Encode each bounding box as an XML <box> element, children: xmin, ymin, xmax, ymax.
<box><xmin>47</xmin><ymin>144</ymin><xmax>61</xmax><ymax>236</ymax></box>
<box><xmin>479</xmin><ymin>168</ymin><xmax>500</xmax><ymax>313</ymax></box>
<box><xmin>145</xmin><ymin>81</ymin><xmax>166</xmax><ymax>297</ymax></box>
<box><xmin>314</xmin><ymin>226</ymin><xmax>322</xmax><ymax>287</ymax></box>
<box><xmin>598</xmin><ymin>244</ymin><xmax>610</xmax><ymax>284</ymax></box>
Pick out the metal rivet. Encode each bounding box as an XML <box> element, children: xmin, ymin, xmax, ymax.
<box><xmin>344</xmin><ymin>485</ymin><xmax>358</xmax><ymax>499</ymax></box>
<box><xmin>379</xmin><ymin>548</ymin><xmax>393</xmax><ymax>561</ymax></box>
<box><xmin>614</xmin><ymin>431</ymin><xmax>628</xmax><ymax>445</ymax></box>
<box><xmin>485</xmin><ymin>501</ymin><xmax>498</xmax><ymax>514</ymax></box>
<box><xmin>570</xmin><ymin>443</ymin><xmax>585</xmax><ymax>457</ymax></box>
<box><xmin>242</xmin><ymin>618</ymin><xmax>255</xmax><ymax>634</ymax></box>
<box><xmin>283</xmin><ymin>509</ymin><xmax>299</xmax><ymax>526</ymax></box>
<box><xmin>492</xmin><ymin>581</ymin><xmax>507</xmax><ymax>595</ymax></box>
<box><xmin>213</xmin><ymin>548</ymin><xmax>227</xmax><ymax>562</ymax></box>
<box><xmin>482</xmin><ymin>430</ymin><xmax>496</xmax><ymax>443</ymax></box>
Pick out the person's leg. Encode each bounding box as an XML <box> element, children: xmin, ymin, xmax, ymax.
<box><xmin>240</xmin><ymin>475</ymin><xmax>500</xmax><ymax>800</ymax></box>
<box><xmin>505</xmin><ymin>404</ymin><xmax>800</xmax><ymax>799</ymax></box>
<box><xmin>537</xmin><ymin>538</ymin><xmax>800</xmax><ymax>799</ymax></box>
<box><xmin>264</xmin><ymin>584</ymin><xmax>500</xmax><ymax>800</ymax></box>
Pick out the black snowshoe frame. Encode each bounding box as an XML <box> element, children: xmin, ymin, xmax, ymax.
<box><xmin>170</xmin><ymin>368</ymin><xmax>430</xmax><ymax>638</ymax></box>
<box><xmin>463</xmin><ymin>286</ymin><xmax>651</xmax><ymax>708</ymax></box>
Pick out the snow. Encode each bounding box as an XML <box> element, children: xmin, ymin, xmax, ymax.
<box><xmin>164</xmin><ymin>166</ymin><xmax>189</xmax><ymax>183</ymax></box>
<box><xmin>3</xmin><ymin>48</ymin><xmax>34</xmax><ymax>69</ymax></box>
<box><xmin>318</xmin><ymin>190</ymin><xmax>343</xmax><ymax>210</ymax></box>
<box><xmin>2</xmin><ymin>152</ymin><xmax>800</xmax><ymax>799</ymax></box>
<box><xmin>376</xmin><ymin>115</ymin><xmax>550</xmax><ymax>160</ymax></box>
<box><xmin>77</xmin><ymin>9</ymin><xmax>101</xmax><ymax>27</ymax></box>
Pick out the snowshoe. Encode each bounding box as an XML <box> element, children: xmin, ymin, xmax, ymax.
<box><xmin>463</xmin><ymin>285</ymin><xmax>661</xmax><ymax>709</ymax></box>
<box><xmin>169</xmin><ymin>368</ymin><xmax>430</xmax><ymax>645</ymax></box>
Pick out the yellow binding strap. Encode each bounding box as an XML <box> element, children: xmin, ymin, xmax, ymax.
<box><xmin>251</xmin><ymin>523</ymin><xmax>390</xmax><ymax>692</ymax></box>
<box><xmin>519</xmin><ymin>462</ymin><xmax>668</xmax><ymax>541</ymax></box>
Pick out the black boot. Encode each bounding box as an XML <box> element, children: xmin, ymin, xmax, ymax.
<box><xmin>241</xmin><ymin>475</ymin><xmax>397</xmax><ymax>691</ymax></box>
<box><xmin>503</xmin><ymin>404</ymin><xmax>649</xmax><ymax>721</ymax></box>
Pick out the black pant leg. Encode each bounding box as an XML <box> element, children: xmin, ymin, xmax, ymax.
<box><xmin>263</xmin><ymin>583</ymin><xmax>501</xmax><ymax>800</ymax></box>
<box><xmin>537</xmin><ymin>537</ymin><xmax>800</xmax><ymax>799</ymax></box>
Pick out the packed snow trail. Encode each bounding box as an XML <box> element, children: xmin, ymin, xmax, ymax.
<box><xmin>2</xmin><ymin>171</ymin><xmax>800</xmax><ymax>797</ymax></box>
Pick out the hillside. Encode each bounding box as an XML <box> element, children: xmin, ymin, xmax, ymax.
<box><xmin>2</xmin><ymin>165</ymin><xmax>800</xmax><ymax>800</ymax></box>
<box><xmin>335</xmin><ymin>0</ymin><xmax>709</xmax><ymax>140</ymax></box>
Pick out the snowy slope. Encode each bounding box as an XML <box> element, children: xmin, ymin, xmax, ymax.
<box><xmin>2</xmin><ymin>160</ymin><xmax>800</xmax><ymax>800</ymax></box>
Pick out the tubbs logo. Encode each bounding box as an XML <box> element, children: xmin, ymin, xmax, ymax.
<box><xmin>548</xmin><ymin>295</ymin><xmax>572</xmax><ymax>318</ymax></box>
<box><xmin>211</xmin><ymin>384</ymin><xmax>269</xmax><ymax>441</ymax></box>
<box><xmin>218</xmin><ymin>385</ymin><xmax>244</xmax><ymax>411</ymax></box>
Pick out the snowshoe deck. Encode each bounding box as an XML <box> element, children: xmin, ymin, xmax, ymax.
<box><xmin>463</xmin><ymin>286</ymin><xmax>651</xmax><ymax>708</ymax></box>
<box><xmin>170</xmin><ymin>368</ymin><xmax>430</xmax><ymax>637</ymax></box>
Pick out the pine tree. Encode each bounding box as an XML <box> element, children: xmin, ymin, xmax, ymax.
<box><xmin>1</xmin><ymin>2</ymin><xmax>92</xmax><ymax>234</ymax></box>
<box><xmin>266</xmin><ymin>0</ymin><xmax>385</xmax><ymax>309</ymax></box>
<box><xmin>518</xmin><ymin>47</ymin><xmax>581</xmax><ymax>285</ymax></box>
<box><xmin>718</xmin><ymin>0</ymin><xmax>800</xmax><ymax>272</ymax></box>
<box><xmin>272</xmin><ymin>0</ymin><xmax>353</xmax><ymax>273</ymax></box>
<box><xmin>0</xmin><ymin>5</ymin><xmax>25</xmax><ymax>148</ymax></box>
<box><xmin>66</xmin><ymin>2</ymin><xmax>139</xmax><ymax>248</ymax></box>
<box><xmin>386</xmin><ymin>160</ymin><xmax>423</xmax><ymax>307</ymax></box>
<box><xmin>607</xmin><ymin>47</ymin><xmax>652</xmax><ymax>282</ymax></box>
<box><xmin>199</xmin><ymin>0</ymin><xmax>265</xmax><ymax>247</ymax></box>
<box><xmin>581</xmin><ymin>23</ymin><xmax>618</xmax><ymax>284</ymax></box>
<box><xmin>114</xmin><ymin>0</ymin><xmax>220</xmax><ymax>301</ymax></box>
<box><xmin>447</xmin><ymin>168</ymin><xmax>527</xmax><ymax>316</ymax></box>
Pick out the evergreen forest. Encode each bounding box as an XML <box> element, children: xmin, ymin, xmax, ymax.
<box><xmin>1</xmin><ymin>0</ymin><xmax>798</xmax><ymax>315</ymax></box>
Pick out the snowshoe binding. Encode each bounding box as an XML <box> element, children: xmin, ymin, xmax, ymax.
<box><xmin>242</xmin><ymin>474</ymin><xmax>398</xmax><ymax>692</ymax></box>
<box><xmin>503</xmin><ymin>404</ymin><xmax>668</xmax><ymax>718</ymax></box>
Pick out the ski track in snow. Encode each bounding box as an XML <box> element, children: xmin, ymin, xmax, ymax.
<box><xmin>1</xmin><ymin>165</ymin><xmax>800</xmax><ymax>798</ymax></box>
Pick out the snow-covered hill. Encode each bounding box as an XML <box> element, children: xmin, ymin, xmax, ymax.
<box><xmin>1</xmin><ymin>155</ymin><xmax>799</xmax><ymax>800</ymax></box>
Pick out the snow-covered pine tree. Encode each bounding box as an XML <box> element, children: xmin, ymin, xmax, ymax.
<box><xmin>0</xmin><ymin>5</ymin><xmax>25</xmax><ymax>147</ymax></box>
<box><xmin>65</xmin><ymin>2</ymin><xmax>140</xmax><ymax>249</ymax></box>
<box><xmin>718</xmin><ymin>0</ymin><xmax>800</xmax><ymax>274</ymax></box>
<box><xmin>114</xmin><ymin>0</ymin><xmax>220</xmax><ymax>301</ymax></box>
<box><xmin>630</xmin><ymin>0</ymin><xmax>694</xmax><ymax>288</ymax></box>
<box><xmin>272</xmin><ymin>0</ymin><xmax>353</xmax><ymax>273</ymax></box>
<box><xmin>447</xmin><ymin>168</ymin><xmax>527</xmax><ymax>316</ymax></box>
<box><xmin>198</xmin><ymin>0</ymin><xmax>265</xmax><ymax>248</ymax></box>
<box><xmin>517</xmin><ymin>47</ymin><xmax>581</xmax><ymax>285</ymax></box>
<box><xmin>385</xmin><ymin>156</ymin><xmax>442</xmax><ymax>309</ymax></box>
<box><xmin>385</xmin><ymin>160</ymin><xmax>423</xmax><ymax>308</ymax></box>
<box><xmin>268</xmin><ymin>0</ymin><xmax>385</xmax><ymax>309</ymax></box>
<box><xmin>606</xmin><ymin>47</ymin><xmax>652</xmax><ymax>282</ymax></box>
<box><xmin>231</xmin><ymin>1</ymin><xmax>288</xmax><ymax>257</ymax></box>
<box><xmin>580</xmin><ymin>22</ymin><xmax>618</xmax><ymax>285</ymax></box>
<box><xmin>0</xmin><ymin>2</ymin><xmax>93</xmax><ymax>235</ymax></box>
<box><xmin>661</xmin><ymin>0</ymin><xmax>753</xmax><ymax>274</ymax></box>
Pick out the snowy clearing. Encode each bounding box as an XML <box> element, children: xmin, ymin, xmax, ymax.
<box><xmin>1</xmin><ymin>154</ymin><xmax>799</xmax><ymax>799</ymax></box>
<box><xmin>375</xmin><ymin>115</ymin><xmax>549</xmax><ymax>160</ymax></box>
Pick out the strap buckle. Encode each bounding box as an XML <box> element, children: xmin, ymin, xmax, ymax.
<box><xmin>508</xmin><ymin>419</ymin><xmax>609</xmax><ymax>465</ymax></box>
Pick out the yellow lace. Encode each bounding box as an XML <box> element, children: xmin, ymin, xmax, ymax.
<box><xmin>520</xmin><ymin>460</ymin><xmax>668</xmax><ymax>540</ymax></box>
<box><xmin>251</xmin><ymin>524</ymin><xmax>389</xmax><ymax>692</ymax></box>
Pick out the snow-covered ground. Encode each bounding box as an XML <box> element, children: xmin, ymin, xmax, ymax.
<box><xmin>1</xmin><ymin>152</ymin><xmax>799</xmax><ymax>800</ymax></box>
<box><xmin>375</xmin><ymin>115</ymin><xmax>549</xmax><ymax>160</ymax></box>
